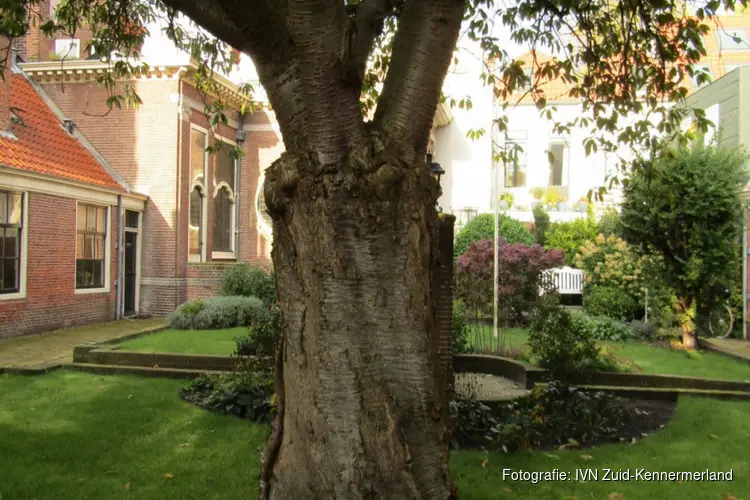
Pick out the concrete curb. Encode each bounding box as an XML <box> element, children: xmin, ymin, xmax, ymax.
<box><xmin>698</xmin><ymin>339</ymin><xmax>750</xmax><ymax>366</ymax></box>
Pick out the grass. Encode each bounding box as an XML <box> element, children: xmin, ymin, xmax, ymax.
<box><xmin>116</xmin><ymin>327</ymin><xmax>246</xmax><ymax>355</ymax></box>
<box><xmin>467</xmin><ymin>325</ymin><xmax>750</xmax><ymax>381</ymax></box>
<box><xmin>0</xmin><ymin>371</ymin><xmax>266</xmax><ymax>499</ymax></box>
<box><xmin>1</xmin><ymin>371</ymin><xmax>748</xmax><ymax>499</ymax></box>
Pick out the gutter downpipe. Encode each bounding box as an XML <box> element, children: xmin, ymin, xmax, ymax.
<box><xmin>235</xmin><ymin>110</ymin><xmax>246</xmax><ymax>258</ymax></box>
<box><xmin>116</xmin><ymin>194</ymin><xmax>124</xmax><ymax>320</ymax></box>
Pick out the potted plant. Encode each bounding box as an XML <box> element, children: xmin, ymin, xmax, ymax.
<box><xmin>530</xmin><ymin>187</ymin><xmax>545</xmax><ymax>209</ymax></box>
<box><xmin>577</xmin><ymin>196</ymin><xmax>589</xmax><ymax>212</ymax></box>
<box><xmin>542</xmin><ymin>187</ymin><xmax>561</xmax><ymax>210</ymax></box>
<box><xmin>498</xmin><ymin>192</ymin><xmax>515</xmax><ymax>210</ymax></box>
<box><xmin>557</xmin><ymin>194</ymin><xmax>568</xmax><ymax>212</ymax></box>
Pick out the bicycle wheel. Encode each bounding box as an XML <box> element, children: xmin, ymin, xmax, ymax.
<box><xmin>709</xmin><ymin>304</ymin><xmax>735</xmax><ymax>338</ymax></box>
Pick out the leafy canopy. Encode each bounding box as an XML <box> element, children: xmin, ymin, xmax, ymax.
<box><xmin>1</xmin><ymin>0</ymin><xmax>748</xmax><ymax>186</ymax></box>
<box><xmin>619</xmin><ymin>144</ymin><xmax>749</xmax><ymax>314</ymax></box>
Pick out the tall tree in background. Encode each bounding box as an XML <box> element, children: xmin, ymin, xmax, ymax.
<box><xmin>1</xmin><ymin>0</ymin><xmax>748</xmax><ymax>497</ymax></box>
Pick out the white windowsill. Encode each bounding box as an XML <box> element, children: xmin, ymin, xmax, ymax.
<box><xmin>0</xmin><ymin>291</ymin><xmax>26</xmax><ymax>301</ymax></box>
<box><xmin>75</xmin><ymin>286</ymin><xmax>110</xmax><ymax>295</ymax></box>
<box><xmin>212</xmin><ymin>251</ymin><xmax>236</xmax><ymax>260</ymax></box>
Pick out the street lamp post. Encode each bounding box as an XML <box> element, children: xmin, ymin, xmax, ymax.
<box><xmin>494</xmin><ymin>134</ymin><xmax>510</xmax><ymax>344</ymax></box>
<box><xmin>427</xmin><ymin>153</ymin><xmax>445</xmax><ymax>213</ymax></box>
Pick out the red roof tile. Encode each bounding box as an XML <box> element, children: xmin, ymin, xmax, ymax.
<box><xmin>0</xmin><ymin>73</ymin><xmax>123</xmax><ymax>190</ymax></box>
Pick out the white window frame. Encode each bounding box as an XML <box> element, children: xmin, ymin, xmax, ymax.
<box><xmin>123</xmin><ymin>210</ymin><xmax>143</xmax><ymax>315</ymax></box>
<box><xmin>188</xmin><ymin>124</ymin><xmax>209</xmax><ymax>263</ymax></box>
<box><xmin>0</xmin><ymin>190</ymin><xmax>29</xmax><ymax>301</ymax></box>
<box><xmin>74</xmin><ymin>202</ymin><xmax>111</xmax><ymax>295</ymax></box>
<box><xmin>54</xmin><ymin>38</ymin><xmax>81</xmax><ymax>59</ymax></box>
<box><xmin>211</xmin><ymin>135</ymin><xmax>238</xmax><ymax>260</ymax></box>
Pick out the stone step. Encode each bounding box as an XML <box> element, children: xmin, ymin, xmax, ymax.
<box><xmin>63</xmin><ymin>363</ymin><xmax>226</xmax><ymax>379</ymax></box>
<box><xmin>574</xmin><ymin>384</ymin><xmax>750</xmax><ymax>401</ymax></box>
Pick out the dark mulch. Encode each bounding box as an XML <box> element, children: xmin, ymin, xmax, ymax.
<box><xmin>613</xmin><ymin>397</ymin><xmax>677</xmax><ymax>443</ymax></box>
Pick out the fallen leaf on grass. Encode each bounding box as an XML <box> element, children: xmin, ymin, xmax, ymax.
<box><xmin>128</xmin><ymin>394</ymin><xmax>133</xmax><ymax>399</ymax></box>
<box><xmin>124</xmin><ymin>482</ymin><xmax>131</xmax><ymax>490</ymax></box>
<box><xmin>608</xmin><ymin>493</ymin><xmax>624</xmax><ymax>500</ymax></box>
<box><xmin>481</xmin><ymin>458</ymin><xmax>488</xmax><ymax>469</ymax></box>
<box><xmin>163</xmin><ymin>473</ymin><xmax>174</xmax><ymax>479</ymax></box>
<box><xmin>544</xmin><ymin>453</ymin><xmax>559</xmax><ymax>460</ymax></box>
<box><xmin>721</xmin><ymin>495</ymin><xmax>738</xmax><ymax>500</ymax></box>
<box><xmin>104</xmin><ymin>470</ymin><xmax>117</xmax><ymax>475</ymax></box>
<box><xmin>76</xmin><ymin>479</ymin><xmax>86</xmax><ymax>484</ymax></box>
<box><xmin>564</xmin><ymin>496</ymin><xmax>578</xmax><ymax>500</ymax></box>
<box><xmin>177</xmin><ymin>443</ymin><xmax>191</xmax><ymax>448</ymax></box>
<box><xmin>98</xmin><ymin>386</ymin><xmax>105</xmax><ymax>390</ymax></box>
<box><xmin>503</xmin><ymin>488</ymin><xmax>512</xmax><ymax>493</ymax></box>
<box><xmin>580</xmin><ymin>454</ymin><xmax>594</xmax><ymax>460</ymax></box>
<box><xmin>710</xmin><ymin>434</ymin><xmax>718</xmax><ymax>439</ymax></box>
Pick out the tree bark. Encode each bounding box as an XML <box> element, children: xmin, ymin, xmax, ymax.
<box><xmin>676</xmin><ymin>296</ymin><xmax>696</xmax><ymax>349</ymax></box>
<box><xmin>259</xmin><ymin>138</ymin><xmax>455</xmax><ymax>500</ymax></box>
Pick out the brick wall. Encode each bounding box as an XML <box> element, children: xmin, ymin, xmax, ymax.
<box><xmin>41</xmin><ymin>78</ymin><xmax>181</xmax><ymax>316</ymax></box>
<box><xmin>432</xmin><ymin>214</ymin><xmax>456</xmax><ymax>392</ymax></box>
<box><xmin>0</xmin><ymin>192</ymin><xmax>117</xmax><ymax>338</ymax></box>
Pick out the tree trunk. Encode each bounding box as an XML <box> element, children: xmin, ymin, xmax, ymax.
<box><xmin>676</xmin><ymin>296</ymin><xmax>696</xmax><ymax>349</ymax></box>
<box><xmin>259</xmin><ymin>140</ymin><xmax>455</xmax><ymax>500</ymax></box>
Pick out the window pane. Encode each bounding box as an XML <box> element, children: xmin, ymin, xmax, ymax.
<box><xmin>95</xmin><ymin>236</ymin><xmax>105</xmax><ymax>259</ymax></box>
<box><xmin>505</xmin><ymin>142</ymin><xmax>527</xmax><ymax>188</ymax></box>
<box><xmin>4</xmin><ymin>228</ymin><xmax>18</xmax><ymax>258</ymax></box>
<box><xmin>213</xmin><ymin>189</ymin><xmax>232</xmax><ymax>252</ymax></box>
<box><xmin>214</xmin><ymin>146</ymin><xmax>235</xmax><ymax>188</ymax></box>
<box><xmin>84</xmin><ymin>235</ymin><xmax>94</xmax><ymax>259</ymax></box>
<box><xmin>76</xmin><ymin>260</ymin><xmax>89</xmax><ymax>287</ymax></box>
<box><xmin>189</xmin><ymin>188</ymin><xmax>202</xmax><ymax>256</ymax></box>
<box><xmin>8</xmin><ymin>194</ymin><xmax>22</xmax><ymax>224</ymax></box>
<box><xmin>548</xmin><ymin>144</ymin><xmax>566</xmax><ymax>186</ymax></box>
<box><xmin>125</xmin><ymin>211</ymin><xmax>139</xmax><ymax>229</ymax></box>
<box><xmin>86</xmin><ymin>206</ymin><xmax>97</xmax><ymax>231</ymax></box>
<box><xmin>97</xmin><ymin>207</ymin><xmax>106</xmax><ymax>233</ymax></box>
<box><xmin>190</xmin><ymin>129</ymin><xmax>207</xmax><ymax>185</ymax></box>
<box><xmin>1</xmin><ymin>259</ymin><xmax>18</xmax><ymax>292</ymax></box>
<box><xmin>0</xmin><ymin>192</ymin><xmax>7</xmax><ymax>223</ymax></box>
<box><xmin>77</xmin><ymin>206</ymin><xmax>87</xmax><ymax>231</ymax></box>
<box><xmin>92</xmin><ymin>260</ymin><xmax>104</xmax><ymax>286</ymax></box>
<box><xmin>76</xmin><ymin>234</ymin><xmax>84</xmax><ymax>259</ymax></box>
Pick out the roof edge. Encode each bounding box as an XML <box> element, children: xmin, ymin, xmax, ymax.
<box><xmin>18</xmin><ymin>69</ymin><xmax>134</xmax><ymax>194</ymax></box>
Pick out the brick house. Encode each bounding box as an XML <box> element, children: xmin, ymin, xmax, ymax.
<box><xmin>0</xmin><ymin>56</ymin><xmax>148</xmax><ymax>338</ymax></box>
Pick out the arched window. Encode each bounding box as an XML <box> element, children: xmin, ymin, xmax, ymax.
<box><xmin>255</xmin><ymin>176</ymin><xmax>273</xmax><ymax>239</ymax></box>
<box><xmin>212</xmin><ymin>142</ymin><xmax>237</xmax><ymax>257</ymax></box>
<box><xmin>189</xmin><ymin>127</ymin><xmax>208</xmax><ymax>261</ymax></box>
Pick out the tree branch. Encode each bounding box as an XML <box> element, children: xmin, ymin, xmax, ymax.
<box><xmin>374</xmin><ymin>0</ymin><xmax>466</xmax><ymax>161</ymax></box>
<box><xmin>287</xmin><ymin>0</ymin><xmax>364</xmax><ymax>166</ymax></box>
<box><xmin>349</xmin><ymin>0</ymin><xmax>399</xmax><ymax>85</ymax></box>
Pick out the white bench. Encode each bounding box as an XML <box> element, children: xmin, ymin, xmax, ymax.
<box><xmin>541</xmin><ymin>266</ymin><xmax>584</xmax><ymax>295</ymax></box>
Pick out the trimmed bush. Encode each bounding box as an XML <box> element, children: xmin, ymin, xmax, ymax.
<box><xmin>455</xmin><ymin>239</ymin><xmax>563</xmax><ymax>326</ymax></box>
<box><xmin>528</xmin><ymin>302</ymin><xmax>613</xmax><ymax>380</ymax></box>
<box><xmin>220</xmin><ymin>263</ymin><xmax>276</xmax><ymax>307</ymax></box>
<box><xmin>169</xmin><ymin>296</ymin><xmax>266</xmax><ymax>330</ymax></box>
<box><xmin>235</xmin><ymin>304</ymin><xmax>282</xmax><ymax>361</ymax></box>
<box><xmin>532</xmin><ymin>205</ymin><xmax>550</xmax><ymax>246</ymax></box>
<box><xmin>454</xmin><ymin>213</ymin><xmax>534</xmax><ymax>259</ymax></box>
<box><xmin>583</xmin><ymin>285</ymin><xmax>640</xmax><ymax>322</ymax></box>
<box><xmin>571</xmin><ymin>312</ymin><xmax>634</xmax><ymax>342</ymax></box>
<box><xmin>544</xmin><ymin>218</ymin><xmax>599</xmax><ymax>266</ymax></box>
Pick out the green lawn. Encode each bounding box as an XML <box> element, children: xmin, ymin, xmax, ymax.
<box><xmin>116</xmin><ymin>327</ymin><xmax>246</xmax><ymax>355</ymax></box>
<box><xmin>1</xmin><ymin>371</ymin><xmax>748</xmax><ymax>499</ymax></box>
<box><xmin>468</xmin><ymin>325</ymin><xmax>750</xmax><ymax>381</ymax></box>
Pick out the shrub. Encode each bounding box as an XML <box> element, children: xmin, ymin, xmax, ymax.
<box><xmin>628</xmin><ymin>319</ymin><xmax>657</xmax><ymax>340</ymax></box>
<box><xmin>454</xmin><ymin>213</ymin><xmax>534</xmax><ymax>259</ymax></box>
<box><xmin>169</xmin><ymin>296</ymin><xmax>266</xmax><ymax>330</ymax></box>
<box><xmin>449</xmin><ymin>382</ymin><xmax>633</xmax><ymax>452</ymax></box>
<box><xmin>544</xmin><ymin>218</ymin><xmax>599</xmax><ymax>266</ymax></box>
<box><xmin>235</xmin><ymin>304</ymin><xmax>282</xmax><ymax>362</ymax></box>
<box><xmin>528</xmin><ymin>303</ymin><xmax>613</xmax><ymax>379</ymax></box>
<box><xmin>598</xmin><ymin>207</ymin><xmax>622</xmax><ymax>237</ymax></box>
<box><xmin>575</xmin><ymin>234</ymin><xmax>647</xmax><ymax>300</ymax></box>
<box><xmin>532</xmin><ymin>205</ymin><xmax>550</xmax><ymax>246</ymax></box>
<box><xmin>181</xmin><ymin>360</ymin><xmax>275</xmax><ymax>424</ymax></box>
<box><xmin>220</xmin><ymin>263</ymin><xmax>276</xmax><ymax>307</ymax></box>
<box><xmin>571</xmin><ymin>312</ymin><xmax>634</xmax><ymax>342</ymax></box>
<box><xmin>455</xmin><ymin>239</ymin><xmax>563</xmax><ymax>326</ymax></box>
<box><xmin>583</xmin><ymin>285</ymin><xmax>640</xmax><ymax>322</ymax></box>
<box><xmin>452</xmin><ymin>300</ymin><xmax>471</xmax><ymax>354</ymax></box>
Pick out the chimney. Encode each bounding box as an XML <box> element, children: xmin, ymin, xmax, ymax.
<box><xmin>0</xmin><ymin>36</ymin><xmax>12</xmax><ymax>132</ymax></box>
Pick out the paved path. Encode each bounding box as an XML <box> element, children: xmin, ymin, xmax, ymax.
<box><xmin>0</xmin><ymin>319</ymin><xmax>167</xmax><ymax>369</ymax></box>
<box><xmin>455</xmin><ymin>372</ymin><xmax>531</xmax><ymax>401</ymax></box>
<box><xmin>701</xmin><ymin>338</ymin><xmax>750</xmax><ymax>364</ymax></box>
